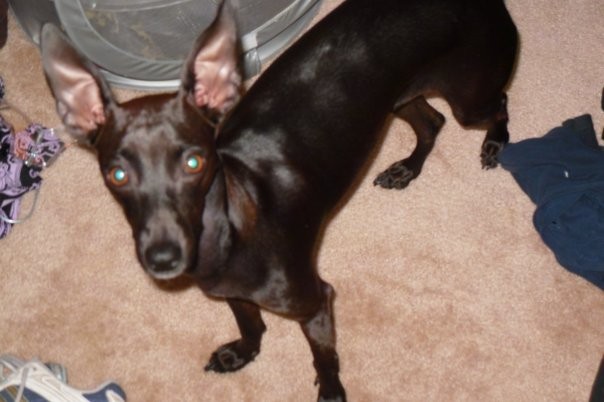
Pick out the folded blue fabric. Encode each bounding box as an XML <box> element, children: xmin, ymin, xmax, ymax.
<box><xmin>499</xmin><ymin>114</ymin><xmax>604</xmax><ymax>290</ymax></box>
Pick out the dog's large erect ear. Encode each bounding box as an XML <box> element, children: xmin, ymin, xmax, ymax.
<box><xmin>180</xmin><ymin>1</ymin><xmax>242</xmax><ymax>118</ymax></box>
<box><xmin>41</xmin><ymin>24</ymin><xmax>115</xmax><ymax>144</ymax></box>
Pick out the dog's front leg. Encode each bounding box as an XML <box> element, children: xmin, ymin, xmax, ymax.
<box><xmin>300</xmin><ymin>282</ymin><xmax>346</xmax><ymax>402</ymax></box>
<box><xmin>205</xmin><ymin>298</ymin><xmax>266</xmax><ymax>373</ymax></box>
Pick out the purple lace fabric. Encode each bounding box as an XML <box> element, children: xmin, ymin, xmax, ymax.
<box><xmin>0</xmin><ymin>116</ymin><xmax>64</xmax><ymax>238</ymax></box>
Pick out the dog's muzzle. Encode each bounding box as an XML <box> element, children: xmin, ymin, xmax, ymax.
<box><xmin>143</xmin><ymin>241</ymin><xmax>187</xmax><ymax>280</ymax></box>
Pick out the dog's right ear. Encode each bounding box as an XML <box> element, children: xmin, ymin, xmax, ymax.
<box><xmin>179</xmin><ymin>1</ymin><xmax>242</xmax><ymax>120</ymax></box>
<box><xmin>41</xmin><ymin>24</ymin><xmax>115</xmax><ymax>146</ymax></box>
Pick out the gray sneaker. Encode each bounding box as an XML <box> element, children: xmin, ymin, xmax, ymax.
<box><xmin>0</xmin><ymin>354</ymin><xmax>126</xmax><ymax>402</ymax></box>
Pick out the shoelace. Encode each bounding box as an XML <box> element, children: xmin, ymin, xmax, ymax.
<box><xmin>1</xmin><ymin>354</ymin><xmax>68</xmax><ymax>401</ymax></box>
<box><xmin>0</xmin><ymin>355</ymin><xmax>29</xmax><ymax>401</ymax></box>
<box><xmin>14</xmin><ymin>365</ymin><xmax>29</xmax><ymax>401</ymax></box>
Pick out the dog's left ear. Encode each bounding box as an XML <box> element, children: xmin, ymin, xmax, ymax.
<box><xmin>41</xmin><ymin>24</ymin><xmax>116</xmax><ymax>145</ymax></box>
<box><xmin>180</xmin><ymin>1</ymin><xmax>242</xmax><ymax>119</ymax></box>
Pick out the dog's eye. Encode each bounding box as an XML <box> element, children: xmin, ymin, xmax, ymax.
<box><xmin>107</xmin><ymin>167</ymin><xmax>129</xmax><ymax>187</ymax></box>
<box><xmin>184</xmin><ymin>154</ymin><xmax>205</xmax><ymax>174</ymax></box>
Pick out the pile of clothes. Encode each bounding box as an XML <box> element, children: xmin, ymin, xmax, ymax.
<box><xmin>0</xmin><ymin>77</ymin><xmax>64</xmax><ymax>238</ymax></box>
<box><xmin>499</xmin><ymin>114</ymin><xmax>604</xmax><ymax>289</ymax></box>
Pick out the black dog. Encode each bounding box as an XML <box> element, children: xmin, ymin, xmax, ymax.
<box><xmin>41</xmin><ymin>0</ymin><xmax>517</xmax><ymax>400</ymax></box>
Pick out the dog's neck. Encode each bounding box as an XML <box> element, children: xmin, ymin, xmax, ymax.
<box><xmin>195</xmin><ymin>165</ymin><xmax>232</xmax><ymax>285</ymax></box>
<box><xmin>195</xmin><ymin>153</ymin><xmax>258</xmax><ymax>287</ymax></box>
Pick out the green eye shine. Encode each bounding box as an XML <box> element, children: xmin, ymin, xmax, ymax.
<box><xmin>108</xmin><ymin>167</ymin><xmax>129</xmax><ymax>187</ymax></box>
<box><xmin>184</xmin><ymin>154</ymin><xmax>205</xmax><ymax>174</ymax></box>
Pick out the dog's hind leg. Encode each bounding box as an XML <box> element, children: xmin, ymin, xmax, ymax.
<box><xmin>374</xmin><ymin>96</ymin><xmax>445</xmax><ymax>190</ymax></box>
<box><xmin>205</xmin><ymin>299</ymin><xmax>266</xmax><ymax>372</ymax></box>
<box><xmin>479</xmin><ymin>93</ymin><xmax>509</xmax><ymax>169</ymax></box>
<box><xmin>299</xmin><ymin>281</ymin><xmax>346</xmax><ymax>402</ymax></box>
<box><xmin>448</xmin><ymin>91</ymin><xmax>510</xmax><ymax>169</ymax></box>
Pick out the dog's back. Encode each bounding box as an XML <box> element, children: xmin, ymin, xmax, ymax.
<box><xmin>218</xmin><ymin>0</ymin><xmax>517</xmax><ymax>206</ymax></box>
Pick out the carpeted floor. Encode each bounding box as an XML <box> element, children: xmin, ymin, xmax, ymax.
<box><xmin>1</xmin><ymin>1</ymin><xmax>603</xmax><ymax>401</ymax></box>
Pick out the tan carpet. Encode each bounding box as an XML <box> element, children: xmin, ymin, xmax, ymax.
<box><xmin>1</xmin><ymin>1</ymin><xmax>603</xmax><ymax>401</ymax></box>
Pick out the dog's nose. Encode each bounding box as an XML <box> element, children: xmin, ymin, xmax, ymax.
<box><xmin>144</xmin><ymin>242</ymin><xmax>183</xmax><ymax>278</ymax></box>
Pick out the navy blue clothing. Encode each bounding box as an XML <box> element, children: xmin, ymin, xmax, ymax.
<box><xmin>499</xmin><ymin>114</ymin><xmax>604</xmax><ymax>290</ymax></box>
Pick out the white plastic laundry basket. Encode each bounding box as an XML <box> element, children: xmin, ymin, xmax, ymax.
<box><xmin>9</xmin><ymin>0</ymin><xmax>322</xmax><ymax>89</ymax></box>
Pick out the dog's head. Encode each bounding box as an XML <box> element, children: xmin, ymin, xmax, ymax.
<box><xmin>41</xmin><ymin>2</ymin><xmax>242</xmax><ymax>280</ymax></box>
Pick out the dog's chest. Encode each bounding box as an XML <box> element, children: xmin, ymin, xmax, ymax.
<box><xmin>198</xmin><ymin>245</ymin><xmax>295</xmax><ymax>314</ymax></box>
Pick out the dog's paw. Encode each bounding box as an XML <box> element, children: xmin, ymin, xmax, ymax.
<box><xmin>317</xmin><ymin>381</ymin><xmax>347</xmax><ymax>402</ymax></box>
<box><xmin>373</xmin><ymin>161</ymin><xmax>415</xmax><ymax>190</ymax></box>
<box><xmin>480</xmin><ymin>140</ymin><xmax>504</xmax><ymax>169</ymax></box>
<box><xmin>204</xmin><ymin>340</ymin><xmax>259</xmax><ymax>373</ymax></box>
<box><xmin>318</xmin><ymin>395</ymin><xmax>346</xmax><ymax>402</ymax></box>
